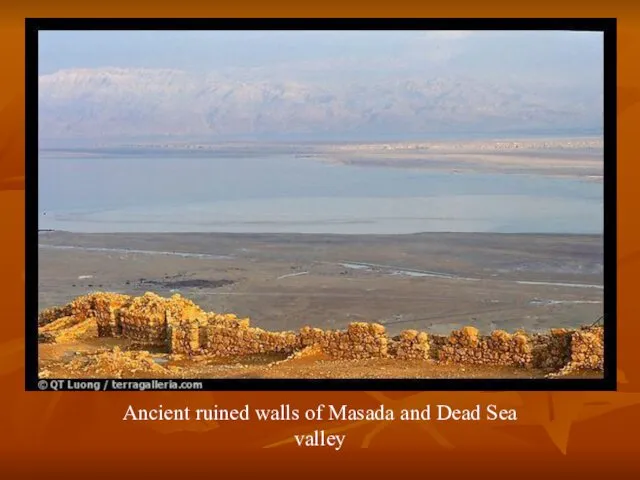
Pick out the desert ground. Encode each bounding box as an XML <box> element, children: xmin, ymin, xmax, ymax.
<box><xmin>37</xmin><ymin>221</ymin><xmax>604</xmax><ymax>380</ymax></box>
<box><xmin>38</xmin><ymin>231</ymin><xmax>603</xmax><ymax>336</ymax></box>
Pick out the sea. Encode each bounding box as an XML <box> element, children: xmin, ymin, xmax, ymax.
<box><xmin>38</xmin><ymin>150</ymin><xmax>604</xmax><ymax>235</ymax></box>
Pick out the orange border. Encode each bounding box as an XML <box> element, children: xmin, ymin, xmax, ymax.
<box><xmin>1</xmin><ymin>3</ymin><xmax>639</xmax><ymax>476</ymax></box>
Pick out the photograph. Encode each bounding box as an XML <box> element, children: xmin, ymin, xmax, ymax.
<box><xmin>33</xmin><ymin>23</ymin><xmax>608</xmax><ymax>385</ymax></box>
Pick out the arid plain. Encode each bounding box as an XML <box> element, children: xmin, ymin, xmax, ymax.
<box><xmin>38</xmin><ymin>231</ymin><xmax>603</xmax><ymax>336</ymax></box>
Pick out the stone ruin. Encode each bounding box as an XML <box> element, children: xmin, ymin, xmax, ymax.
<box><xmin>38</xmin><ymin>292</ymin><xmax>604</xmax><ymax>376</ymax></box>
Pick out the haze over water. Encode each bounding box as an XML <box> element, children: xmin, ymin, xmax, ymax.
<box><xmin>38</xmin><ymin>153</ymin><xmax>603</xmax><ymax>235</ymax></box>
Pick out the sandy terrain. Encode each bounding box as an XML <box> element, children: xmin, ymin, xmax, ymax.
<box><xmin>38</xmin><ymin>231</ymin><xmax>603</xmax><ymax>336</ymax></box>
<box><xmin>314</xmin><ymin>138</ymin><xmax>603</xmax><ymax>179</ymax></box>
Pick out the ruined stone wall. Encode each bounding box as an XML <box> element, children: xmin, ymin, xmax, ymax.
<box><xmin>93</xmin><ymin>293</ymin><xmax>132</xmax><ymax>337</ymax></box>
<box><xmin>201</xmin><ymin>323</ymin><xmax>298</xmax><ymax>357</ymax></box>
<box><xmin>388</xmin><ymin>330</ymin><xmax>430</xmax><ymax>360</ymax></box>
<box><xmin>531</xmin><ymin>329</ymin><xmax>573</xmax><ymax>370</ymax></box>
<box><xmin>433</xmin><ymin>325</ymin><xmax>604</xmax><ymax>371</ymax></box>
<box><xmin>38</xmin><ymin>305</ymin><xmax>73</xmax><ymax>327</ymax></box>
<box><xmin>569</xmin><ymin>327</ymin><xmax>604</xmax><ymax>371</ymax></box>
<box><xmin>37</xmin><ymin>292</ymin><xmax>605</xmax><ymax>374</ymax></box>
<box><xmin>436</xmin><ymin>327</ymin><xmax>533</xmax><ymax>367</ymax></box>
<box><xmin>298</xmin><ymin>323</ymin><xmax>388</xmax><ymax>359</ymax></box>
<box><xmin>117</xmin><ymin>293</ymin><xmax>208</xmax><ymax>348</ymax></box>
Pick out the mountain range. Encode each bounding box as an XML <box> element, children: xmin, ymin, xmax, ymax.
<box><xmin>38</xmin><ymin>68</ymin><xmax>603</xmax><ymax>143</ymax></box>
<box><xmin>38</xmin><ymin>31</ymin><xmax>604</xmax><ymax>143</ymax></box>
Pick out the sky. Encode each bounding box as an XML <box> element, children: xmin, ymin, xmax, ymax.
<box><xmin>37</xmin><ymin>30</ymin><xmax>605</xmax><ymax>142</ymax></box>
<box><xmin>39</xmin><ymin>30</ymin><xmax>603</xmax><ymax>82</ymax></box>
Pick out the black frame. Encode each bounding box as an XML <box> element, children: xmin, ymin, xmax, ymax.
<box><xmin>26</xmin><ymin>18</ymin><xmax>617</xmax><ymax>391</ymax></box>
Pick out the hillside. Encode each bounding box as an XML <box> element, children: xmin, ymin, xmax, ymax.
<box><xmin>38</xmin><ymin>67</ymin><xmax>603</xmax><ymax>142</ymax></box>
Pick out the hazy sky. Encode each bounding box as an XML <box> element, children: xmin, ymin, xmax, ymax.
<box><xmin>39</xmin><ymin>30</ymin><xmax>603</xmax><ymax>81</ymax></box>
<box><xmin>38</xmin><ymin>30</ymin><xmax>604</xmax><ymax>141</ymax></box>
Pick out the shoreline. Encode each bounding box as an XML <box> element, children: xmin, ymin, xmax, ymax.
<box><xmin>41</xmin><ymin>135</ymin><xmax>604</xmax><ymax>151</ymax></box>
<box><xmin>39</xmin><ymin>136</ymin><xmax>604</xmax><ymax>180</ymax></box>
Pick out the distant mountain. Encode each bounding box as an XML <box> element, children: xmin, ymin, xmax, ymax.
<box><xmin>38</xmin><ymin>67</ymin><xmax>603</xmax><ymax>143</ymax></box>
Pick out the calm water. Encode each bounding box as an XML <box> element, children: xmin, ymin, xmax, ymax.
<box><xmin>38</xmin><ymin>154</ymin><xmax>603</xmax><ymax>234</ymax></box>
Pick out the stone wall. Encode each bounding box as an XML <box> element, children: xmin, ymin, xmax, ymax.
<box><xmin>117</xmin><ymin>293</ymin><xmax>208</xmax><ymax>348</ymax></box>
<box><xmin>298</xmin><ymin>323</ymin><xmax>388</xmax><ymax>359</ymax></box>
<box><xmin>201</xmin><ymin>323</ymin><xmax>298</xmax><ymax>357</ymax></box>
<box><xmin>389</xmin><ymin>330</ymin><xmax>430</xmax><ymax>360</ymax></box>
<box><xmin>37</xmin><ymin>292</ymin><xmax>605</xmax><ymax>374</ymax></box>
<box><xmin>436</xmin><ymin>327</ymin><xmax>532</xmax><ymax>367</ymax></box>
<box><xmin>531</xmin><ymin>329</ymin><xmax>573</xmax><ymax>370</ymax></box>
<box><xmin>38</xmin><ymin>304</ymin><xmax>73</xmax><ymax>327</ymax></box>
<box><xmin>93</xmin><ymin>293</ymin><xmax>132</xmax><ymax>337</ymax></box>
